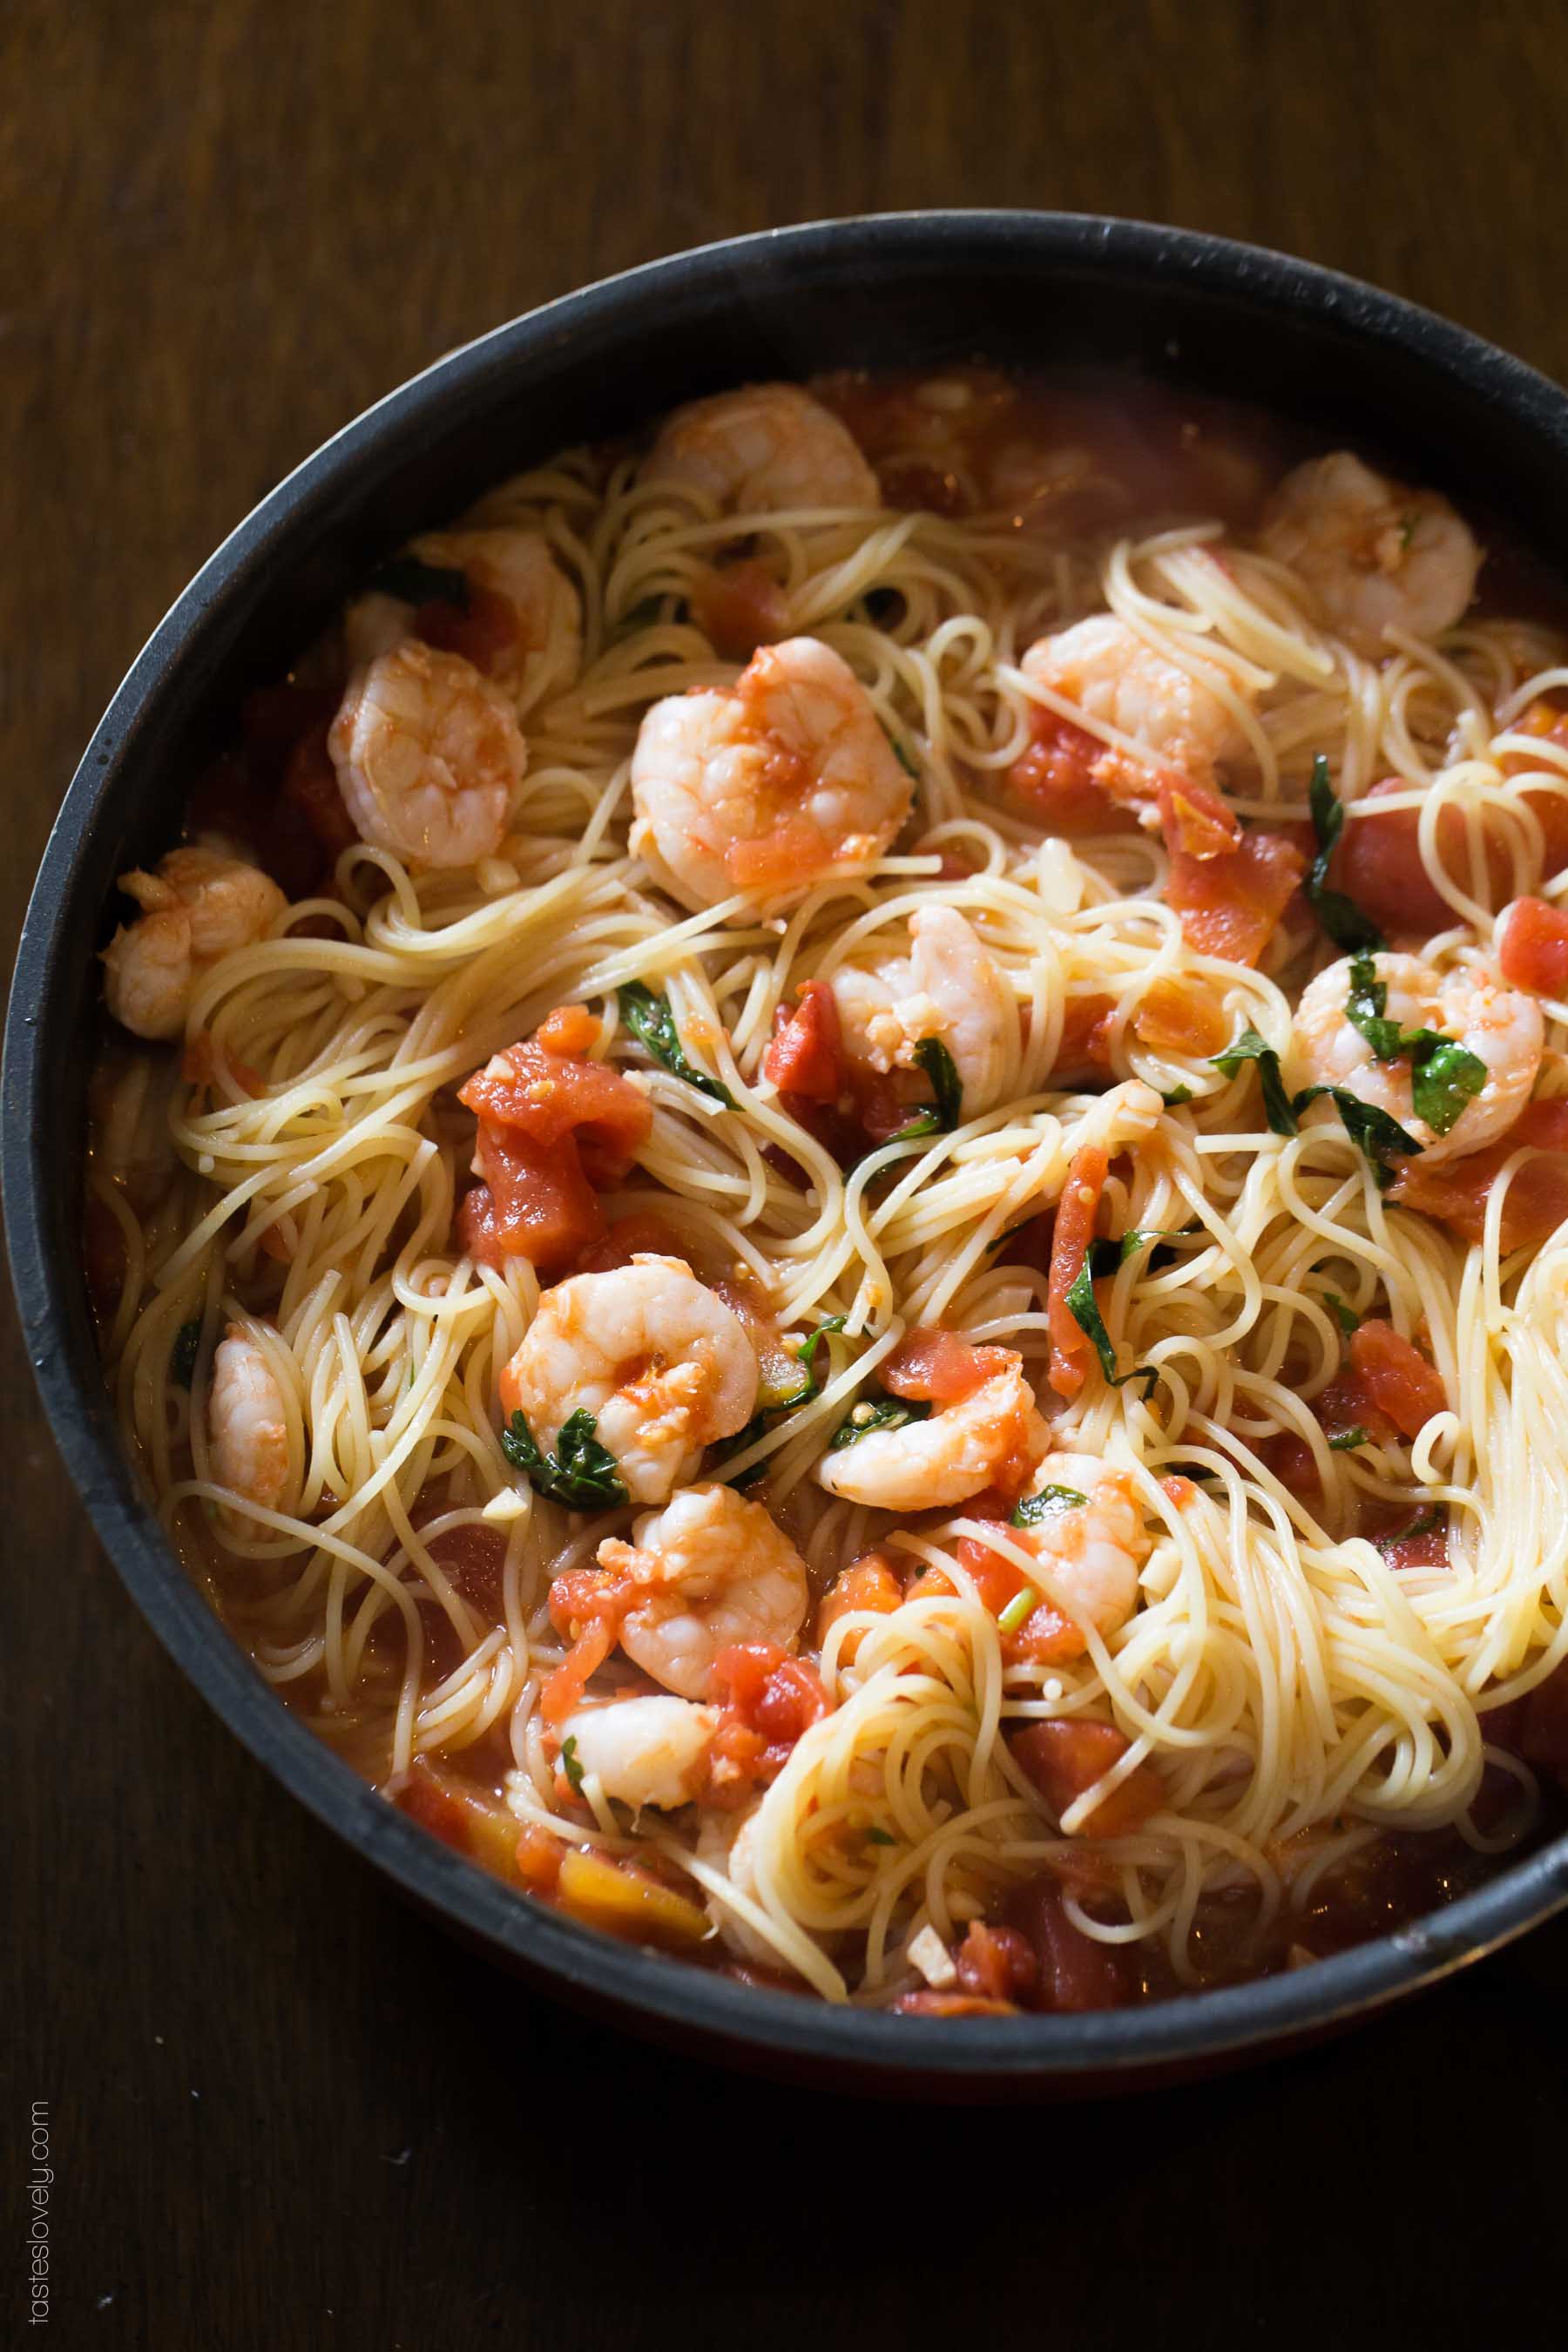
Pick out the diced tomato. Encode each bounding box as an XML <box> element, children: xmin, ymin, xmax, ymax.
<box><xmin>538</xmin><ymin>1565</ymin><xmax>635</xmax><ymax>1726</ymax></box>
<box><xmin>392</xmin><ymin>1759</ymin><xmax>525</xmax><ymax>1882</ymax></box>
<box><xmin>1332</xmin><ymin>781</ymin><xmax>1469</xmax><ymax>941</ymax></box>
<box><xmin>535</xmin><ymin>1003</ymin><xmax>601</xmax><ymax>1056</ymax></box>
<box><xmin>412</xmin><ymin>582</ymin><xmax>519</xmax><ymax>675</ymax></box>
<box><xmin>1391</xmin><ymin>1097</ymin><xmax>1568</xmax><ymax>1255</ymax></box>
<box><xmin>1009</xmin><ymin>1876</ymin><xmax>1126</xmax><ymax>2012</ymax></box>
<box><xmin>1160</xmin><ymin>1472</ymin><xmax>1200</xmax><ymax>1509</ymax></box>
<box><xmin>762</xmin><ymin>978</ymin><xmax>845</xmax><ymax>1102</ymax></box>
<box><xmin>1348</xmin><ymin>1320</ymin><xmax>1446</xmax><ymax>1438</ymax></box>
<box><xmin>955</xmin><ymin>1920</ymin><xmax>1040</xmax><ymax>2006</ymax></box>
<box><xmin>1009</xmin><ymin>710</ymin><xmax>1135</xmax><ymax>835</ymax></box>
<box><xmin>457</xmin><ymin>1020</ymin><xmax>652</xmax><ymax>1274</ymax></box>
<box><xmin>1158</xmin><ymin>777</ymin><xmax>1305</xmax><ymax>966</ymax></box>
<box><xmin>702</xmin><ymin>1641</ymin><xmax>829</xmax><ymax>1804</ymax></box>
<box><xmin>1050</xmin><ymin>993</ymin><xmax>1116</xmax><ymax>1078</ymax></box>
<box><xmin>690</xmin><ymin>559</ymin><xmax>791</xmax><ymax>660</ymax></box>
<box><xmin>1379</xmin><ymin>1522</ymin><xmax>1450</xmax><ymax>1574</ymax></box>
<box><xmin>513</xmin><ymin>1824</ymin><xmax>564</xmax><ymax>1894</ymax></box>
<box><xmin>955</xmin><ymin>1533</ymin><xmax>1084</xmax><ymax>1663</ymax></box>
<box><xmin>1011</xmin><ymin>1718</ymin><xmax>1166</xmax><ymax>1836</ymax></box>
<box><xmin>883</xmin><ymin>1326</ymin><xmax>1010</xmax><ymax>1403</ymax></box>
<box><xmin>571</xmin><ymin>1213</ymin><xmax>691</xmax><ymax>1274</ymax></box>
<box><xmin>816</xmin><ymin>1553</ymin><xmax>904</xmax><ymax>1657</ymax></box>
<box><xmin>1497</xmin><ymin>895</ymin><xmax>1568</xmax><ymax>996</ymax></box>
<box><xmin>1046</xmin><ymin>1143</ymin><xmax>1106</xmax><ymax>1400</ymax></box>
<box><xmin>1258</xmin><ymin>1430</ymin><xmax>1325</xmax><ymax>1492</ymax></box>
<box><xmin>1133</xmin><ymin>973</ymin><xmax>1228</xmax><ymax>1058</ymax></box>
<box><xmin>280</xmin><ymin>727</ymin><xmax>357</xmax><ymax>866</ymax></box>
<box><xmin>892</xmin><ymin>1990</ymin><xmax>1021</xmax><ymax>2017</ymax></box>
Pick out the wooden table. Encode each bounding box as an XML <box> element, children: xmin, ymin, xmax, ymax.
<box><xmin>5</xmin><ymin>2</ymin><xmax>1564</xmax><ymax>2340</ymax></box>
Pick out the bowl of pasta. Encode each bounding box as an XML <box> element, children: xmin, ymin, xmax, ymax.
<box><xmin>8</xmin><ymin>211</ymin><xmax>1568</xmax><ymax>2092</ymax></box>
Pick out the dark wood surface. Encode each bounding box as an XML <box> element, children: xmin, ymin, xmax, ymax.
<box><xmin>6</xmin><ymin>3</ymin><xmax>1567</xmax><ymax>2342</ymax></box>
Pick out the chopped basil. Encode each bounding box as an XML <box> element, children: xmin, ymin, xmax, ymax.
<box><xmin>1160</xmin><ymin>1085</ymin><xmax>1195</xmax><ymax>1107</ymax></box>
<box><xmin>1064</xmin><ymin>1255</ymin><xmax>1158</xmax><ymax>1396</ymax></box>
<box><xmin>1011</xmin><ymin>1484</ymin><xmax>1088</xmax><ymax>1525</ymax></box>
<box><xmin>1305</xmin><ymin>755</ymin><xmax>1387</xmax><ymax>952</ymax></box>
<box><xmin>171</xmin><ymin>1320</ymin><xmax>202</xmax><ymax>1389</ymax></box>
<box><xmin>1211</xmin><ymin>1027</ymin><xmax>1299</xmax><ymax>1137</ymax></box>
<box><xmin>714</xmin><ymin>1316</ymin><xmax>848</xmax><ymax>1484</ymax></box>
<box><xmin>618</xmin><ymin>981</ymin><xmax>736</xmax><ymax>1110</ymax></box>
<box><xmin>1328</xmin><ymin>1427</ymin><xmax>1370</xmax><ymax>1451</ymax></box>
<box><xmin>1293</xmin><ymin>1085</ymin><xmax>1423</xmax><ymax>1187</ymax></box>
<box><xmin>1342</xmin><ymin>954</ymin><xmax>1488</xmax><ymax>1137</ymax></box>
<box><xmin>828</xmin><ymin>1395</ymin><xmax>932</xmax><ymax>1449</ymax></box>
<box><xmin>365</xmin><ymin>554</ymin><xmax>470</xmax><ymax>610</ymax></box>
<box><xmin>559</xmin><ymin>1736</ymin><xmax>585</xmax><ymax>1797</ymax></box>
<box><xmin>996</xmin><ymin>1585</ymin><xmax>1040</xmax><ymax>1635</ymax></box>
<box><xmin>500</xmin><ymin>1408</ymin><xmax>627</xmax><ymax>1511</ymax></box>
<box><xmin>1376</xmin><ymin>1504</ymin><xmax>1443</xmax><ymax>1554</ymax></box>
<box><xmin>1323</xmin><ymin>1291</ymin><xmax>1362</xmax><ymax>1335</ymax></box>
<box><xmin>1118</xmin><ymin>1226</ymin><xmax>1194</xmax><ymax>1267</ymax></box>
<box><xmin>1409</xmin><ymin>1036</ymin><xmax>1488</xmax><ymax>1136</ymax></box>
<box><xmin>880</xmin><ymin>720</ymin><xmax>920</xmax><ymax>780</ymax></box>
<box><xmin>893</xmin><ymin>1037</ymin><xmax>963</xmax><ymax>1140</ymax></box>
<box><xmin>864</xmin><ymin>1825</ymin><xmax>898</xmax><ymax>1846</ymax></box>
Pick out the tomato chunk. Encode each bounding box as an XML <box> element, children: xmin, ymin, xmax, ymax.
<box><xmin>690</xmin><ymin>559</ymin><xmax>791</xmax><ymax>661</ymax></box>
<box><xmin>883</xmin><ymin>1326</ymin><xmax>1010</xmax><ymax>1403</ymax></box>
<box><xmin>1012</xmin><ymin>1719</ymin><xmax>1166</xmax><ymax>1835</ymax></box>
<box><xmin>1391</xmin><ymin>1097</ymin><xmax>1568</xmax><ymax>1255</ymax></box>
<box><xmin>1332</xmin><ymin>780</ymin><xmax>1489</xmax><ymax>941</ymax></box>
<box><xmin>1499</xmin><ymin>698</ymin><xmax>1568</xmax><ymax>880</ymax></box>
<box><xmin>816</xmin><ymin>1553</ymin><xmax>903</xmax><ymax>1652</ymax></box>
<box><xmin>1497</xmin><ymin>895</ymin><xmax>1568</xmax><ymax>996</ymax></box>
<box><xmin>762</xmin><ymin>978</ymin><xmax>845</xmax><ymax>1102</ymax></box>
<box><xmin>1159</xmin><ymin>774</ymin><xmax>1306</xmax><ymax>966</ymax></box>
<box><xmin>457</xmin><ymin>1019</ymin><xmax>652</xmax><ymax>1274</ymax></box>
<box><xmin>1051</xmin><ymin>993</ymin><xmax>1116</xmax><ymax>1078</ymax></box>
<box><xmin>1348</xmin><ymin>1320</ymin><xmax>1447</xmax><ymax>1439</ymax></box>
<box><xmin>1009</xmin><ymin>711</ymin><xmax>1136</xmax><ymax>835</ymax></box>
<box><xmin>1010</xmin><ymin>1877</ymin><xmax>1126</xmax><ymax>2012</ymax></box>
<box><xmin>702</xmin><ymin>1642</ymin><xmax>828</xmax><ymax>1805</ymax></box>
<box><xmin>1046</xmin><ymin>1144</ymin><xmax>1106</xmax><ymax>1400</ymax></box>
<box><xmin>955</xmin><ymin>1921</ymin><xmax>1040</xmax><ymax>2005</ymax></box>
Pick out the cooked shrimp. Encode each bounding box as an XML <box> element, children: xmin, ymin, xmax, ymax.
<box><xmin>1287</xmin><ymin>950</ymin><xmax>1542</xmax><ymax>1166</ymax></box>
<box><xmin>630</xmin><ymin>636</ymin><xmax>913</xmax><ymax>906</ymax></box>
<box><xmin>641</xmin><ymin>382</ymin><xmax>879</xmax><ymax>514</ymax></box>
<box><xmin>344</xmin><ymin>526</ymin><xmax>581</xmax><ymax>704</ymax></box>
<box><xmin>1260</xmin><ymin>452</ymin><xmax>1482</xmax><ymax>658</ymax></box>
<box><xmin>595</xmin><ymin>1482</ymin><xmax>810</xmax><ymax>1700</ymax></box>
<box><xmin>501</xmin><ymin>1257</ymin><xmax>759</xmax><ymax>1506</ymax></box>
<box><xmin>816</xmin><ymin>1347</ymin><xmax>1048</xmax><ymax>1513</ymax></box>
<box><xmin>208</xmin><ymin>1325</ymin><xmax>293</xmax><ymax>1514</ymax></box>
<box><xmin>1003</xmin><ymin>1453</ymin><xmax>1150</xmax><ymax>1639</ymax></box>
<box><xmin>328</xmin><ymin>639</ymin><xmax>526</xmax><ymax>868</ymax></box>
<box><xmin>101</xmin><ymin>845</ymin><xmax>287</xmax><ymax>1040</ymax></box>
<box><xmin>556</xmin><ymin>1693</ymin><xmax>716</xmax><ymax>1810</ymax></box>
<box><xmin>1021</xmin><ymin>615</ymin><xmax>1251</xmax><ymax>801</ymax></box>
<box><xmin>833</xmin><ymin>904</ymin><xmax>1013</xmax><ymax>1116</ymax></box>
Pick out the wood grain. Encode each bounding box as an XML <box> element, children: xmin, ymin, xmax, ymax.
<box><xmin>3</xmin><ymin>2</ymin><xmax>1565</xmax><ymax>2342</ymax></box>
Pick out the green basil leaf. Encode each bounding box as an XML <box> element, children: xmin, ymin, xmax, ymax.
<box><xmin>864</xmin><ymin>1826</ymin><xmax>898</xmax><ymax>1846</ymax></box>
<box><xmin>171</xmin><ymin>1320</ymin><xmax>202</xmax><ymax>1389</ymax></box>
<box><xmin>1376</xmin><ymin>1504</ymin><xmax>1443</xmax><ymax>1554</ymax></box>
<box><xmin>1407</xmin><ymin>1034</ymin><xmax>1488</xmax><ymax>1137</ymax></box>
<box><xmin>1293</xmin><ymin>1085</ymin><xmax>1423</xmax><ymax>1188</ymax></box>
<box><xmin>559</xmin><ymin>1736</ymin><xmax>585</xmax><ymax>1797</ymax></box>
<box><xmin>879</xmin><ymin>720</ymin><xmax>920</xmax><ymax>780</ymax></box>
<box><xmin>1323</xmin><ymin>1291</ymin><xmax>1362</xmax><ymax>1335</ymax></box>
<box><xmin>892</xmin><ymin>1037</ymin><xmax>963</xmax><ymax>1142</ymax></box>
<box><xmin>366</xmin><ymin>554</ymin><xmax>470</xmax><ymax>610</ymax></box>
<box><xmin>782</xmin><ymin>1313</ymin><xmax>848</xmax><ymax>1407</ymax></box>
<box><xmin>828</xmin><ymin>1395</ymin><xmax>932</xmax><ymax>1450</ymax></box>
<box><xmin>1305</xmin><ymin>756</ymin><xmax>1387</xmax><ymax>952</ymax></box>
<box><xmin>1010</xmin><ymin>1484</ymin><xmax>1088</xmax><ymax>1526</ymax></box>
<box><xmin>501</xmin><ymin>1408</ymin><xmax>626</xmax><ymax>1511</ymax></box>
<box><xmin>1328</xmin><ymin>1426</ymin><xmax>1370</xmax><ymax>1451</ymax></box>
<box><xmin>1064</xmin><ymin>1255</ymin><xmax>1158</xmax><ymax>1396</ymax></box>
<box><xmin>1344</xmin><ymin>951</ymin><xmax>1404</xmax><ymax>1060</ymax></box>
<box><xmin>1211</xmin><ymin>1026</ymin><xmax>1300</xmax><ymax>1137</ymax></box>
<box><xmin>618</xmin><ymin>981</ymin><xmax>736</xmax><ymax>1109</ymax></box>
<box><xmin>1160</xmin><ymin>1085</ymin><xmax>1194</xmax><ymax>1107</ymax></box>
<box><xmin>714</xmin><ymin>1316</ymin><xmax>848</xmax><ymax>1483</ymax></box>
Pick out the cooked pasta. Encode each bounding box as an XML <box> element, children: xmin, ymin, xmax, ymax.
<box><xmin>87</xmin><ymin>368</ymin><xmax>1568</xmax><ymax>2015</ymax></box>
